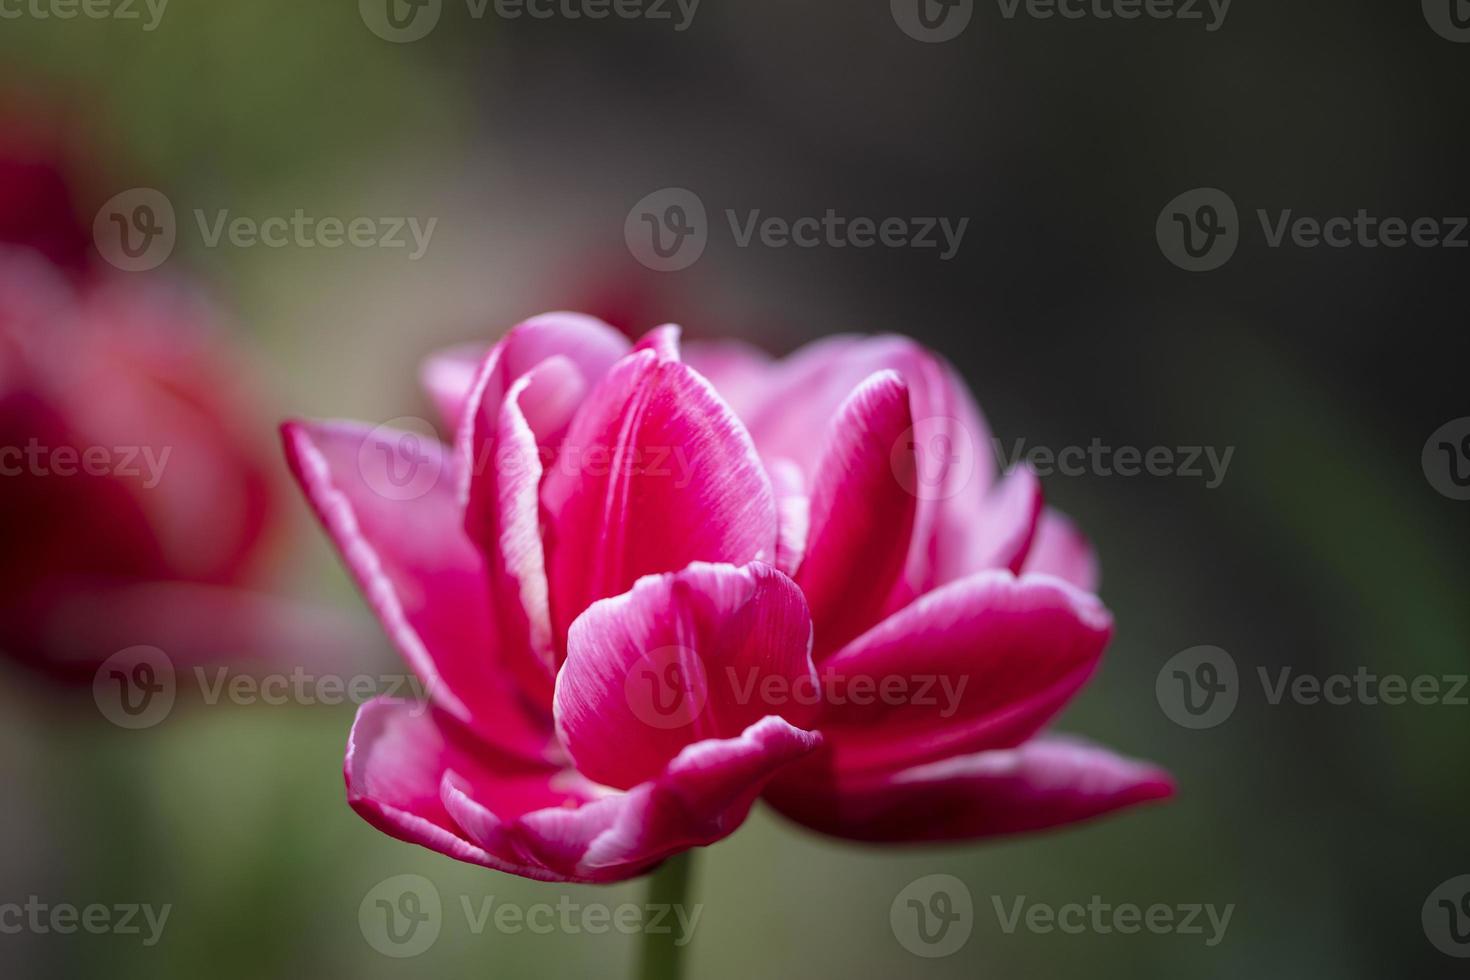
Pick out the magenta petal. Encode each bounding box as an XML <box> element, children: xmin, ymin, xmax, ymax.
<box><xmin>465</xmin><ymin>357</ymin><xmax>588</xmax><ymax>709</ymax></box>
<box><xmin>633</xmin><ymin>323</ymin><xmax>682</xmax><ymax>360</ymax></box>
<box><xmin>896</xmin><ymin>464</ymin><xmax>1044</xmax><ymax>608</ymax></box>
<box><xmin>816</xmin><ymin>570</ymin><xmax>1113</xmax><ymax>774</ymax></box>
<box><xmin>540</xmin><ymin>351</ymin><xmax>779</xmax><ymax>646</ymax></box>
<box><xmin>282</xmin><ymin>420</ymin><xmax>552</xmax><ymax>761</ymax></box>
<box><xmin>766</xmin><ymin>458</ymin><xmax>809</xmax><ymax>577</ymax></box>
<box><xmin>553</xmin><ymin>561</ymin><xmax>818</xmax><ymax>789</ymax></box>
<box><xmin>420</xmin><ymin>342</ymin><xmax>490</xmax><ymax>432</ymax></box>
<box><xmin>767</xmin><ymin>735</ymin><xmax>1173</xmax><ymax>843</ymax></box>
<box><xmin>1023</xmin><ymin>508</ymin><xmax>1101</xmax><ymax>591</ymax></box>
<box><xmin>682</xmin><ymin>339</ymin><xmax>774</xmax><ymax>420</ymax></box>
<box><xmin>349</xmin><ymin>698</ymin><xmax>818</xmax><ymax>883</ymax></box>
<box><xmin>798</xmin><ymin>371</ymin><xmax>918</xmax><ymax>658</ymax></box>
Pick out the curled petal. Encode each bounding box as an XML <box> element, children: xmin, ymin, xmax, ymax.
<box><xmin>420</xmin><ymin>342</ymin><xmax>489</xmax><ymax>433</ymax></box>
<box><xmin>816</xmin><ymin>570</ymin><xmax>1112</xmax><ymax>774</ymax></box>
<box><xmin>541</xmin><ymin>351</ymin><xmax>778</xmax><ymax>647</ymax></box>
<box><xmin>766</xmin><ymin>458</ymin><xmax>809</xmax><ymax>577</ymax></box>
<box><xmin>348</xmin><ymin>698</ymin><xmax>819</xmax><ymax>883</ymax></box>
<box><xmin>633</xmin><ymin>323</ymin><xmax>682</xmax><ymax>360</ymax></box>
<box><xmin>1023</xmin><ymin>508</ymin><xmax>1101</xmax><ymax>592</ymax></box>
<box><xmin>798</xmin><ymin>370</ymin><xmax>918</xmax><ymax>657</ymax></box>
<box><xmin>766</xmin><ymin>735</ymin><xmax>1173</xmax><ymax>843</ymax></box>
<box><xmin>282</xmin><ymin>420</ymin><xmax>552</xmax><ymax>761</ymax></box>
<box><xmin>553</xmin><ymin>562</ymin><xmax>818</xmax><ymax>790</ymax></box>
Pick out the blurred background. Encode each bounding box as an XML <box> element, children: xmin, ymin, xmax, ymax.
<box><xmin>1</xmin><ymin>2</ymin><xmax>1468</xmax><ymax>977</ymax></box>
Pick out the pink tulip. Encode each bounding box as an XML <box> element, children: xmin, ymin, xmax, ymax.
<box><xmin>685</xmin><ymin>334</ymin><xmax>1175</xmax><ymax>842</ymax></box>
<box><xmin>282</xmin><ymin>314</ymin><xmax>823</xmax><ymax>883</ymax></box>
<box><xmin>0</xmin><ymin>246</ymin><xmax>332</xmax><ymax>682</ymax></box>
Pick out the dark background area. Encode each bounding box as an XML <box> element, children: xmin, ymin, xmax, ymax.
<box><xmin>1</xmin><ymin>1</ymin><xmax>1466</xmax><ymax>977</ymax></box>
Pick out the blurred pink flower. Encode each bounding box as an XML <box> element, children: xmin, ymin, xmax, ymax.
<box><xmin>0</xmin><ymin>98</ymin><xmax>95</xmax><ymax>275</ymax></box>
<box><xmin>685</xmin><ymin>334</ymin><xmax>1174</xmax><ymax>842</ymax></box>
<box><xmin>0</xmin><ymin>247</ymin><xmax>333</xmax><ymax>682</ymax></box>
<box><xmin>282</xmin><ymin>315</ymin><xmax>822</xmax><ymax>883</ymax></box>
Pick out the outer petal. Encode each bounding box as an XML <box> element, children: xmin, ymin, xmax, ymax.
<box><xmin>814</xmin><ymin>570</ymin><xmax>1113</xmax><ymax>774</ymax></box>
<box><xmin>453</xmin><ymin>314</ymin><xmax>629</xmax><ymax>701</ymax></box>
<box><xmin>348</xmin><ymin>698</ymin><xmax>819</xmax><ymax>883</ymax></box>
<box><xmin>553</xmin><ymin>562</ymin><xmax>818</xmax><ymax>790</ymax></box>
<box><xmin>766</xmin><ymin>735</ymin><xmax>1172</xmax><ymax>843</ymax></box>
<box><xmin>540</xmin><ymin>350</ymin><xmax>778</xmax><ymax>646</ymax></box>
<box><xmin>1023</xmin><ymin>508</ymin><xmax>1101</xmax><ymax>592</ymax></box>
<box><xmin>797</xmin><ymin>371</ymin><xmax>918</xmax><ymax>658</ymax></box>
<box><xmin>281</xmin><ymin>420</ymin><xmax>552</xmax><ymax>761</ymax></box>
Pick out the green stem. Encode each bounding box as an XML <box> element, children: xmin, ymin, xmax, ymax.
<box><xmin>637</xmin><ymin>851</ymin><xmax>696</xmax><ymax>980</ymax></box>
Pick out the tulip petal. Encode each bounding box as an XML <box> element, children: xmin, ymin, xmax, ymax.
<box><xmin>766</xmin><ymin>457</ymin><xmax>809</xmax><ymax>577</ymax></box>
<box><xmin>716</xmin><ymin>335</ymin><xmax>998</xmax><ymax>599</ymax></box>
<box><xmin>540</xmin><ymin>351</ymin><xmax>779</xmax><ymax>646</ymax></box>
<box><xmin>634</xmin><ymin>323</ymin><xmax>682</xmax><ymax>360</ymax></box>
<box><xmin>682</xmin><ymin>339</ymin><xmax>773</xmax><ymax>420</ymax></box>
<box><xmin>466</xmin><ymin>357</ymin><xmax>587</xmax><ymax>709</ymax></box>
<box><xmin>798</xmin><ymin>371</ymin><xmax>918</xmax><ymax>658</ymax></box>
<box><xmin>282</xmin><ymin>420</ymin><xmax>552</xmax><ymax>761</ymax></box>
<box><xmin>348</xmin><ymin>698</ymin><xmax>819</xmax><ymax>883</ymax></box>
<box><xmin>815</xmin><ymin>570</ymin><xmax>1112</xmax><ymax>774</ymax></box>
<box><xmin>420</xmin><ymin>342</ymin><xmax>489</xmax><ymax>432</ymax></box>
<box><xmin>1023</xmin><ymin>509</ymin><xmax>1101</xmax><ymax>592</ymax></box>
<box><xmin>766</xmin><ymin>735</ymin><xmax>1172</xmax><ymax>843</ymax></box>
<box><xmin>553</xmin><ymin>562</ymin><xmax>818</xmax><ymax>790</ymax></box>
